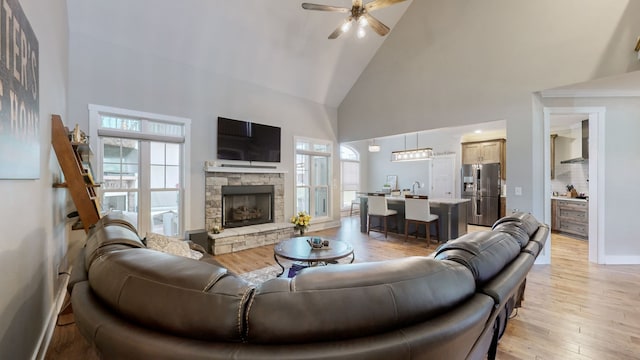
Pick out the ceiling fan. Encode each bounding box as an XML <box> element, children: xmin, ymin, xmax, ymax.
<box><xmin>302</xmin><ymin>0</ymin><xmax>407</xmax><ymax>39</ymax></box>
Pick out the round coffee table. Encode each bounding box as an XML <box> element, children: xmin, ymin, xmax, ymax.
<box><xmin>273</xmin><ymin>237</ymin><xmax>355</xmax><ymax>277</ymax></box>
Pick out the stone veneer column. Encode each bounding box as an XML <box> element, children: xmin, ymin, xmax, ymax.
<box><xmin>205</xmin><ymin>171</ymin><xmax>285</xmax><ymax>232</ymax></box>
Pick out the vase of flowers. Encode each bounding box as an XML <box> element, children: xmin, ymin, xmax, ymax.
<box><xmin>291</xmin><ymin>211</ymin><xmax>311</xmax><ymax>236</ymax></box>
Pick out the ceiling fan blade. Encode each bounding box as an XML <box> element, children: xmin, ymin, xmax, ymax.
<box><xmin>302</xmin><ymin>3</ymin><xmax>350</xmax><ymax>12</ymax></box>
<box><xmin>328</xmin><ymin>16</ymin><xmax>353</xmax><ymax>39</ymax></box>
<box><xmin>363</xmin><ymin>13</ymin><xmax>390</xmax><ymax>36</ymax></box>
<box><xmin>365</xmin><ymin>0</ymin><xmax>407</xmax><ymax>12</ymax></box>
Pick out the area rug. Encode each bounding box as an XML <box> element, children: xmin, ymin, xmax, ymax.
<box><xmin>238</xmin><ymin>264</ymin><xmax>308</xmax><ymax>285</ymax></box>
<box><xmin>238</xmin><ymin>265</ymin><xmax>281</xmax><ymax>285</ymax></box>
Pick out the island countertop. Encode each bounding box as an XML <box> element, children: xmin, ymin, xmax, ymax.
<box><xmin>359</xmin><ymin>196</ymin><xmax>470</xmax><ymax>241</ymax></box>
<box><xmin>551</xmin><ymin>196</ymin><xmax>588</xmax><ymax>202</ymax></box>
<box><xmin>385</xmin><ymin>196</ymin><xmax>471</xmax><ymax>205</ymax></box>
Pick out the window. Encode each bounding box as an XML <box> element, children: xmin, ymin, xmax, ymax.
<box><xmin>340</xmin><ymin>145</ymin><xmax>360</xmax><ymax>210</ymax></box>
<box><xmin>295</xmin><ymin>137</ymin><xmax>332</xmax><ymax>219</ymax></box>
<box><xmin>89</xmin><ymin>105</ymin><xmax>190</xmax><ymax>236</ymax></box>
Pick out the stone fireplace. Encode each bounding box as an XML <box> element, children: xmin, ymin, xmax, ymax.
<box><xmin>204</xmin><ymin>167</ymin><xmax>285</xmax><ymax>232</ymax></box>
<box><xmin>221</xmin><ymin>185</ymin><xmax>274</xmax><ymax>228</ymax></box>
<box><xmin>204</xmin><ymin>166</ymin><xmax>293</xmax><ymax>254</ymax></box>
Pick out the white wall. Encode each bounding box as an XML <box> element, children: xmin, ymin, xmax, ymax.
<box><xmin>67</xmin><ymin>33</ymin><xmax>341</xmax><ymax>231</ymax></box>
<box><xmin>0</xmin><ymin>0</ymin><xmax>69</xmax><ymax>358</ymax></box>
<box><xmin>338</xmin><ymin>0</ymin><xmax>640</xmax><ymax>222</ymax></box>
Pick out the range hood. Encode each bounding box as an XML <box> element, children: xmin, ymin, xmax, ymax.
<box><xmin>560</xmin><ymin>120</ymin><xmax>588</xmax><ymax>164</ymax></box>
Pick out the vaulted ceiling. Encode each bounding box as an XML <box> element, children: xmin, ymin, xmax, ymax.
<box><xmin>66</xmin><ymin>0</ymin><xmax>412</xmax><ymax>108</ymax></box>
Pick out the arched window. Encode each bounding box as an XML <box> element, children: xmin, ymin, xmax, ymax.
<box><xmin>340</xmin><ymin>145</ymin><xmax>360</xmax><ymax>211</ymax></box>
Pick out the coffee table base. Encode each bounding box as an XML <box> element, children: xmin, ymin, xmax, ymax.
<box><xmin>274</xmin><ymin>252</ymin><xmax>355</xmax><ymax>277</ymax></box>
<box><xmin>273</xmin><ymin>237</ymin><xmax>355</xmax><ymax>278</ymax></box>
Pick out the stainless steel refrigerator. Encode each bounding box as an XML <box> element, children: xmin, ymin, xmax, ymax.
<box><xmin>461</xmin><ymin>163</ymin><xmax>501</xmax><ymax>226</ymax></box>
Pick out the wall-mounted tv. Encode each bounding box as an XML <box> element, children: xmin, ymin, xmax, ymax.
<box><xmin>217</xmin><ymin>117</ymin><xmax>281</xmax><ymax>163</ymax></box>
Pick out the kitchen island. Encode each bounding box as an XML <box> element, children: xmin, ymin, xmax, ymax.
<box><xmin>359</xmin><ymin>196</ymin><xmax>470</xmax><ymax>242</ymax></box>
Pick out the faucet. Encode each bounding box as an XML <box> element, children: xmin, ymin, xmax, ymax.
<box><xmin>412</xmin><ymin>181</ymin><xmax>421</xmax><ymax>194</ymax></box>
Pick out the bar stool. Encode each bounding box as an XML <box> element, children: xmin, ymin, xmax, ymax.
<box><xmin>404</xmin><ymin>195</ymin><xmax>439</xmax><ymax>244</ymax></box>
<box><xmin>367</xmin><ymin>193</ymin><xmax>397</xmax><ymax>238</ymax></box>
<box><xmin>350</xmin><ymin>192</ymin><xmax>366</xmax><ymax>216</ymax></box>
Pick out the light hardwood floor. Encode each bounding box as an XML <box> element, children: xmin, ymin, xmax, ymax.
<box><xmin>45</xmin><ymin>217</ymin><xmax>640</xmax><ymax>359</ymax></box>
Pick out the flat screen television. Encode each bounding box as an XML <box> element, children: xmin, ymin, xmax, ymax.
<box><xmin>217</xmin><ymin>117</ymin><xmax>281</xmax><ymax>163</ymax></box>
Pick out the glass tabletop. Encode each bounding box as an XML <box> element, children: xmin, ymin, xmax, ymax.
<box><xmin>274</xmin><ymin>237</ymin><xmax>354</xmax><ymax>262</ymax></box>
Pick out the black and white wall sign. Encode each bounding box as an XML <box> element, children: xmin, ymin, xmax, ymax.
<box><xmin>0</xmin><ymin>0</ymin><xmax>39</xmax><ymax>179</ymax></box>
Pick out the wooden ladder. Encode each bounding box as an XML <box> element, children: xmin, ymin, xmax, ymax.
<box><xmin>51</xmin><ymin>115</ymin><xmax>101</xmax><ymax>232</ymax></box>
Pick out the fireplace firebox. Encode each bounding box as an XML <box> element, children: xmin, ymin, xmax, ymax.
<box><xmin>221</xmin><ymin>185</ymin><xmax>274</xmax><ymax>228</ymax></box>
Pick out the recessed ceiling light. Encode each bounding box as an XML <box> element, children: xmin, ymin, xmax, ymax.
<box><xmin>474</xmin><ymin>130</ymin><xmax>482</xmax><ymax>134</ymax></box>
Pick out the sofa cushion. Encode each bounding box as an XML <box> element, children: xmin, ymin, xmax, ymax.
<box><xmin>434</xmin><ymin>231</ymin><xmax>521</xmax><ymax>285</ymax></box>
<box><xmin>246</xmin><ymin>257</ymin><xmax>476</xmax><ymax>343</ymax></box>
<box><xmin>88</xmin><ymin>248</ymin><xmax>252</xmax><ymax>342</ymax></box>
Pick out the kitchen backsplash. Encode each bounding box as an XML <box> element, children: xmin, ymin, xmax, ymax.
<box><xmin>551</xmin><ymin>162</ymin><xmax>589</xmax><ymax>195</ymax></box>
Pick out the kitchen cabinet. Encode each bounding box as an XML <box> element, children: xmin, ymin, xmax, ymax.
<box><xmin>461</xmin><ymin>139</ymin><xmax>506</xmax><ymax>179</ymax></box>
<box><xmin>552</xmin><ymin>198</ymin><xmax>588</xmax><ymax>239</ymax></box>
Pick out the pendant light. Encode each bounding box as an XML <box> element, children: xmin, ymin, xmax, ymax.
<box><xmin>368</xmin><ymin>139</ymin><xmax>380</xmax><ymax>152</ymax></box>
<box><xmin>391</xmin><ymin>133</ymin><xmax>433</xmax><ymax>162</ymax></box>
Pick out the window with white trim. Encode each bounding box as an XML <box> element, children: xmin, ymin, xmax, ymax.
<box><xmin>89</xmin><ymin>105</ymin><xmax>191</xmax><ymax>236</ymax></box>
<box><xmin>340</xmin><ymin>145</ymin><xmax>360</xmax><ymax>210</ymax></box>
<box><xmin>295</xmin><ymin>137</ymin><xmax>332</xmax><ymax>219</ymax></box>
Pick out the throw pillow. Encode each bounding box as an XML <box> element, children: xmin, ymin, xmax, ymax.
<box><xmin>145</xmin><ymin>232</ymin><xmax>203</xmax><ymax>260</ymax></box>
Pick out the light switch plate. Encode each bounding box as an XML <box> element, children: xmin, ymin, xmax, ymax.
<box><xmin>515</xmin><ymin>187</ymin><xmax>522</xmax><ymax>196</ymax></box>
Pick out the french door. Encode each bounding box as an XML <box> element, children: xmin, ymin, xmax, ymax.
<box><xmin>89</xmin><ymin>105</ymin><xmax>190</xmax><ymax>236</ymax></box>
<box><xmin>100</xmin><ymin>138</ymin><xmax>182</xmax><ymax>235</ymax></box>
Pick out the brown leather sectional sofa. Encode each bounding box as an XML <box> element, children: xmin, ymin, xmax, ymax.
<box><xmin>70</xmin><ymin>212</ymin><xmax>549</xmax><ymax>359</ymax></box>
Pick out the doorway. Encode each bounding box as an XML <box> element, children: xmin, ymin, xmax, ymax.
<box><xmin>431</xmin><ymin>154</ymin><xmax>456</xmax><ymax>199</ymax></box>
<box><xmin>543</xmin><ymin>107</ymin><xmax>605</xmax><ymax>264</ymax></box>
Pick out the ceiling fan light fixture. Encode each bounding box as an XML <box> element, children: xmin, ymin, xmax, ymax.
<box><xmin>357</xmin><ymin>26</ymin><xmax>366</xmax><ymax>39</ymax></box>
<box><xmin>341</xmin><ymin>20</ymin><xmax>352</xmax><ymax>33</ymax></box>
<box><xmin>301</xmin><ymin>0</ymin><xmax>407</xmax><ymax>39</ymax></box>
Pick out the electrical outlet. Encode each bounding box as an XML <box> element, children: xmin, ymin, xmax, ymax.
<box><xmin>515</xmin><ymin>187</ymin><xmax>522</xmax><ymax>196</ymax></box>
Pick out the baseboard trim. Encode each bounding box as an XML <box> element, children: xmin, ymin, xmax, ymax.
<box><xmin>603</xmin><ymin>255</ymin><xmax>640</xmax><ymax>265</ymax></box>
<box><xmin>34</xmin><ymin>273</ymin><xmax>70</xmax><ymax>360</ymax></box>
<box><xmin>310</xmin><ymin>219</ymin><xmax>342</xmax><ymax>232</ymax></box>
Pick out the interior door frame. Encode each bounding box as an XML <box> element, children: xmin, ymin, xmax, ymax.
<box><xmin>543</xmin><ymin>106</ymin><xmax>605</xmax><ymax>264</ymax></box>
